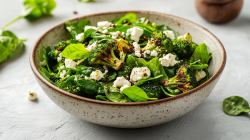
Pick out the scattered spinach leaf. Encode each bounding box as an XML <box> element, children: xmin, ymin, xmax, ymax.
<box><xmin>223</xmin><ymin>96</ymin><xmax>250</xmax><ymax>116</ymax></box>
<box><xmin>61</xmin><ymin>44</ymin><xmax>90</xmax><ymax>60</ymax></box>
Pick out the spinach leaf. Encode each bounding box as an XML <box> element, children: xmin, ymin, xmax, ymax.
<box><xmin>126</xmin><ymin>55</ymin><xmax>147</xmax><ymax>67</ymax></box>
<box><xmin>163</xmin><ymin>63</ymin><xmax>180</xmax><ymax>78</ymax></box>
<box><xmin>0</xmin><ymin>30</ymin><xmax>26</xmax><ymax>63</ymax></box>
<box><xmin>65</xmin><ymin>19</ymin><xmax>91</xmax><ymax>38</ymax></box>
<box><xmin>122</xmin><ymin>86</ymin><xmax>158</xmax><ymax>102</ymax></box>
<box><xmin>223</xmin><ymin>96</ymin><xmax>250</xmax><ymax>116</ymax></box>
<box><xmin>134</xmin><ymin>24</ymin><xmax>155</xmax><ymax>38</ymax></box>
<box><xmin>78</xmin><ymin>0</ymin><xmax>93</xmax><ymax>2</ymax></box>
<box><xmin>38</xmin><ymin>66</ymin><xmax>53</xmax><ymax>83</ymax></box>
<box><xmin>3</xmin><ymin>0</ymin><xmax>56</xmax><ymax>29</ymax></box>
<box><xmin>40</xmin><ymin>46</ymin><xmax>53</xmax><ymax>72</ymax></box>
<box><xmin>96</xmin><ymin>95</ymin><xmax>110</xmax><ymax>101</ymax></box>
<box><xmin>155</xmin><ymin>25</ymin><xmax>179</xmax><ymax>38</ymax></box>
<box><xmin>190</xmin><ymin>43</ymin><xmax>210</xmax><ymax>64</ymax></box>
<box><xmin>197</xmin><ymin>68</ymin><xmax>210</xmax><ymax>86</ymax></box>
<box><xmin>61</xmin><ymin>44</ymin><xmax>90</xmax><ymax>60</ymax></box>
<box><xmin>147</xmin><ymin>58</ymin><xmax>168</xmax><ymax>82</ymax></box>
<box><xmin>81</xmin><ymin>28</ymin><xmax>96</xmax><ymax>42</ymax></box>
<box><xmin>115</xmin><ymin>25</ymin><xmax>133</xmax><ymax>33</ymax></box>
<box><xmin>104</xmin><ymin>85</ymin><xmax>132</xmax><ymax>103</ymax></box>
<box><xmin>75</xmin><ymin>77</ymin><xmax>101</xmax><ymax>98</ymax></box>
<box><xmin>107</xmin><ymin>72</ymin><xmax>117</xmax><ymax>81</ymax></box>
<box><xmin>161</xmin><ymin>86</ymin><xmax>176</xmax><ymax>97</ymax></box>
<box><xmin>113</xmin><ymin>13</ymin><xmax>137</xmax><ymax>24</ymax></box>
<box><xmin>189</xmin><ymin>61</ymin><xmax>208</xmax><ymax>70</ymax></box>
<box><xmin>133</xmin><ymin>75</ymin><xmax>163</xmax><ymax>86</ymax></box>
<box><xmin>135</xmin><ymin>17</ymin><xmax>156</xmax><ymax>28</ymax></box>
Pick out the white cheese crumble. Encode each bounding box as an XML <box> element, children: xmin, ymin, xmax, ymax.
<box><xmin>90</xmin><ymin>70</ymin><xmax>104</xmax><ymax>81</ymax></box>
<box><xmin>60</xmin><ymin>65</ymin><xmax>65</xmax><ymax>69</ymax></box>
<box><xmin>102</xmin><ymin>29</ymin><xmax>108</xmax><ymax>34</ymax></box>
<box><xmin>133</xmin><ymin>42</ymin><xmax>141</xmax><ymax>58</ymax></box>
<box><xmin>85</xmin><ymin>76</ymin><xmax>89</xmax><ymax>80</ymax></box>
<box><xmin>60</xmin><ymin>70</ymin><xmax>67</xmax><ymax>78</ymax></box>
<box><xmin>75</xmin><ymin>33</ymin><xmax>84</xmax><ymax>42</ymax></box>
<box><xmin>195</xmin><ymin>70</ymin><xmax>207</xmax><ymax>82</ymax></box>
<box><xmin>163</xmin><ymin>30</ymin><xmax>175</xmax><ymax>40</ymax></box>
<box><xmin>65</xmin><ymin>59</ymin><xmax>77</xmax><ymax>68</ymax></box>
<box><xmin>120</xmin><ymin>85</ymin><xmax>130</xmax><ymax>92</ymax></box>
<box><xmin>150</xmin><ymin>50</ymin><xmax>158</xmax><ymax>57</ymax></box>
<box><xmin>86</xmin><ymin>42</ymin><xmax>98</xmax><ymax>52</ymax></box>
<box><xmin>57</xmin><ymin>53</ymin><xmax>62</xmax><ymax>62</ymax></box>
<box><xmin>109</xmin><ymin>31</ymin><xmax>120</xmax><ymax>39</ymax></box>
<box><xmin>28</xmin><ymin>91</ymin><xmax>37</xmax><ymax>101</ymax></box>
<box><xmin>103</xmin><ymin>66</ymin><xmax>108</xmax><ymax>74</ymax></box>
<box><xmin>113</xmin><ymin>76</ymin><xmax>131</xmax><ymax>88</ymax></box>
<box><xmin>130</xmin><ymin>67</ymin><xmax>151</xmax><ymax>82</ymax></box>
<box><xmin>85</xmin><ymin>26</ymin><xmax>97</xmax><ymax>31</ymax></box>
<box><xmin>127</xmin><ymin>27</ymin><xmax>143</xmax><ymax>42</ymax></box>
<box><xmin>121</xmin><ymin>32</ymin><xmax>125</xmax><ymax>35</ymax></box>
<box><xmin>159</xmin><ymin>53</ymin><xmax>179</xmax><ymax>67</ymax></box>
<box><xmin>97</xmin><ymin>21</ymin><xmax>112</xmax><ymax>28</ymax></box>
<box><xmin>135</xmin><ymin>51</ymin><xmax>141</xmax><ymax>58</ymax></box>
<box><xmin>143</xmin><ymin>50</ymin><xmax>151</xmax><ymax>57</ymax></box>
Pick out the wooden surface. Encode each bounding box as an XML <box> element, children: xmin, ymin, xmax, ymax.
<box><xmin>0</xmin><ymin>0</ymin><xmax>250</xmax><ymax>139</ymax></box>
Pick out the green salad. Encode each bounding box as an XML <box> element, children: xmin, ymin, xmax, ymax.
<box><xmin>38</xmin><ymin>13</ymin><xmax>212</xmax><ymax>103</ymax></box>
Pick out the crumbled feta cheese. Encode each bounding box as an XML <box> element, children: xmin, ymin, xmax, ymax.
<box><xmin>127</xmin><ymin>27</ymin><xmax>143</xmax><ymax>42</ymax></box>
<box><xmin>60</xmin><ymin>70</ymin><xmax>67</xmax><ymax>78</ymax></box>
<box><xmin>130</xmin><ymin>67</ymin><xmax>151</xmax><ymax>82</ymax></box>
<box><xmin>120</xmin><ymin>85</ymin><xmax>130</xmax><ymax>92</ymax></box>
<box><xmin>143</xmin><ymin>50</ymin><xmax>151</xmax><ymax>57</ymax></box>
<box><xmin>113</xmin><ymin>76</ymin><xmax>131</xmax><ymax>88</ymax></box>
<box><xmin>122</xmin><ymin>32</ymin><xmax>125</xmax><ymax>35</ymax></box>
<box><xmin>28</xmin><ymin>91</ymin><xmax>37</xmax><ymax>101</ymax></box>
<box><xmin>75</xmin><ymin>33</ymin><xmax>84</xmax><ymax>42</ymax></box>
<box><xmin>163</xmin><ymin>30</ymin><xmax>175</xmax><ymax>40</ymax></box>
<box><xmin>102</xmin><ymin>29</ymin><xmax>108</xmax><ymax>34</ymax></box>
<box><xmin>109</xmin><ymin>31</ymin><xmax>120</xmax><ymax>39</ymax></box>
<box><xmin>159</xmin><ymin>53</ymin><xmax>179</xmax><ymax>67</ymax></box>
<box><xmin>65</xmin><ymin>59</ymin><xmax>77</xmax><ymax>68</ymax></box>
<box><xmin>60</xmin><ymin>65</ymin><xmax>65</xmax><ymax>69</ymax></box>
<box><xmin>85</xmin><ymin>26</ymin><xmax>97</xmax><ymax>31</ymax></box>
<box><xmin>66</xmin><ymin>75</ymin><xmax>70</xmax><ymax>77</ymax></box>
<box><xmin>195</xmin><ymin>70</ymin><xmax>207</xmax><ymax>82</ymax></box>
<box><xmin>40</xmin><ymin>60</ymin><xmax>46</xmax><ymax>66</ymax></box>
<box><xmin>85</xmin><ymin>76</ymin><xmax>89</xmax><ymax>80</ymax></box>
<box><xmin>57</xmin><ymin>53</ymin><xmax>62</xmax><ymax>62</ymax></box>
<box><xmin>150</xmin><ymin>50</ymin><xmax>158</xmax><ymax>57</ymax></box>
<box><xmin>90</xmin><ymin>70</ymin><xmax>104</xmax><ymax>81</ymax></box>
<box><xmin>86</xmin><ymin>42</ymin><xmax>98</xmax><ymax>52</ymax></box>
<box><xmin>97</xmin><ymin>21</ymin><xmax>112</xmax><ymax>28</ymax></box>
<box><xmin>133</xmin><ymin>42</ymin><xmax>140</xmax><ymax>51</ymax></box>
<box><xmin>135</xmin><ymin>50</ymin><xmax>141</xmax><ymax>58</ymax></box>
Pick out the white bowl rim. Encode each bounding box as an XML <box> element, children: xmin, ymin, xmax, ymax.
<box><xmin>30</xmin><ymin>10</ymin><xmax>226</xmax><ymax>106</ymax></box>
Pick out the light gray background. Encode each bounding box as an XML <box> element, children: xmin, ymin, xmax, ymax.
<box><xmin>0</xmin><ymin>0</ymin><xmax>250</xmax><ymax>139</ymax></box>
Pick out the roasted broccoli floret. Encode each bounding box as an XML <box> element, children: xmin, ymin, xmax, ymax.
<box><xmin>115</xmin><ymin>39</ymin><xmax>134</xmax><ymax>62</ymax></box>
<box><xmin>55</xmin><ymin>41</ymin><xmax>68</xmax><ymax>51</ymax></box>
<box><xmin>88</xmin><ymin>43</ymin><xmax>123</xmax><ymax>70</ymax></box>
<box><xmin>118</xmin><ymin>63</ymin><xmax>132</xmax><ymax>80</ymax></box>
<box><xmin>173</xmin><ymin>33</ymin><xmax>195</xmax><ymax>59</ymax></box>
<box><xmin>140</xmin><ymin>81</ymin><xmax>165</xmax><ymax>99</ymax></box>
<box><xmin>49</xmin><ymin>50</ymin><xmax>60</xmax><ymax>60</ymax></box>
<box><xmin>161</xmin><ymin>64</ymin><xmax>197</xmax><ymax>94</ymax></box>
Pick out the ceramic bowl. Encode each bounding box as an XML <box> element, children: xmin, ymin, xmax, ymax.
<box><xmin>30</xmin><ymin>11</ymin><xmax>226</xmax><ymax>128</ymax></box>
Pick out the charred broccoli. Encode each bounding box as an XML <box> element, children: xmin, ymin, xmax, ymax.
<box><xmin>55</xmin><ymin>41</ymin><xmax>68</xmax><ymax>51</ymax></box>
<box><xmin>142</xmin><ymin>31</ymin><xmax>166</xmax><ymax>51</ymax></box>
<box><xmin>115</xmin><ymin>39</ymin><xmax>134</xmax><ymax>62</ymax></box>
<box><xmin>118</xmin><ymin>63</ymin><xmax>132</xmax><ymax>80</ymax></box>
<box><xmin>88</xmin><ymin>42</ymin><xmax>123</xmax><ymax>70</ymax></box>
<box><xmin>173</xmin><ymin>33</ymin><xmax>195</xmax><ymax>59</ymax></box>
<box><xmin>140</xmin><ymin>81</ymin><xmax>165</xmax><ymax>99</ymax></box>
<box><xmin>161</xmin><ymin>64</ymin><xmax>197</xmax><ymax>94</ymax></box>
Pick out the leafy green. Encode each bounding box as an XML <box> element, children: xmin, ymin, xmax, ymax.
<box><xmin>113</xmin><ymin>13</ymin><xmax>137</xmax><ymax>24</ymax></box>
<box><xmin>161</xmin><ymin>86</ymin><xmax>176</xmax><ymax>97</ymax></box>
<box><xmin>197</xmin><ymin>68</ymin><xmax>210</xmax><ymax>86</ymax></box>
<box><xmin>61</xmin><ymin>44</ymin><xmax>90</xmax><ymax>60</ymax></box>
<box><xmin>223</xmin><ymin>96</ymin><xmax>250</xmax><ymax>116</ymax></box>
<box><xmin>133</xmin><ymin>75</ymin><xmax>163</xmax><ymax>87</ymax></box>
<box><xmin>147</xmin><ymin>58</ymin><xmax>168</xmax><ymax>82</ymax></box>
<box><xmin>96</xmin><ymin>95</ymin><xmax>110</xmax><ymax>101</ymax></box>
<box><xmin>155</xmin><ymin>25</ymin><xmax>179</xmax><ymax>38</ymax></box>
<box><xmin>189</xmin><ymin>61</ymin><xmax>208</xmax><ymax>70</ymax></box>
<box><xmin>126</xmin><ymin>55</ymin><xmax>147</xmax><ymax>67</ymax></box>
<box><xmin>104</xmin><ymin>85</ymin><xmax>132</xmax><ymax>103</ymax></box>
<box><xmin>78</xmin><ymin>0</ymin><xmax>93</xmax><ymax>2</ymax></box>
<box><xmin>65</xmin><ymin>19</ymin><xmax>91</xmax><ymax>38</ymax></box>
<box><xmin>81</xmin><ymin>28</ymin><xmax>96</xmax><ymax>42</ymax></box>
<box><xmin>122</xmin><ymin>86</ymin><xmax>158</xmax><ymax>102</ymax></box>
<box><xmin>190</xmin><ymin>43</ymin><xmax>211</xmax><ymax>64</ymax></box>
<box><xmin>3</xmin><ymin>0</ymin><xmax>56</xmax><ymax>29</ymax></box>
<box><xmin>75</xmin><ymin>77</ymin><xmax>101</xmax><ymax>98</ymax></box>
<box><xmin>134</xmin><ymin>24</ymin><xmax>155</xmax><ymax>38</ymax></box>
<box><xmin>0</xmin><ymin>30</ymin><xmax>26</xmax><ymax>63</ymax></box>
<box><xmin>135</xmin><ymin>17</ymin><xmax>156</xmax><ymax>28</ymax></box>
<box><xmin>38</xmin><ymin>66</ymin><xmax>53</xmax><ymax>83</ymax></box>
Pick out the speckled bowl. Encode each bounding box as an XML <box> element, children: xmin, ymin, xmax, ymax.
<box><xmin>30</xmin><ymin>11</ymin><xmax>226</xmax><ymax>128</ymax></box>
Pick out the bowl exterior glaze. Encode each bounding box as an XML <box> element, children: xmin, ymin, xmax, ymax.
<box><xmin>30</xmin><ymin>11</ymin><xmax>226</xmax><ymax>128</ymax></box>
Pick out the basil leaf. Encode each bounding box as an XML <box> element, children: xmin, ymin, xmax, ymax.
<box><xmin>65</xmin><ymin>19</ymin><xmax>91</xmax><ymax>38</ymax></box>
<box><xmin>223</xmin><ymin>96</ymin><xmax>250</xmax><ymax>116</ymax></box>
<box><xmin>3</xmin><ymin>0</ymin><xmax>56</xmax><ymax>29</ymax></box>
<box><xmin>61</xmin><ymin>44</ymin><xmax>90</xmax><ymax>60</ymax></box>
<box><xmin>147</xmin><ymin>58</ymin><xmax>168</xmax><ymax>82</ymax></box>
<box><xmin>190</xmin><ymin>43</ymin><xmax>210</xmax><ymax>64</ymax></box>
<box><xmin>104</xmin><ymin>85</ymin><xmax>132</xmax><ymax>103</ymax></box>
<box><xmin>133</xmin><ymin>75</ymin><xmax>163</xmax><ymax>87</ymax></box>
<box><xmin>122</xmin><ymin>86</ymin><xmax>158</xmax><ymax>102</ymax></box>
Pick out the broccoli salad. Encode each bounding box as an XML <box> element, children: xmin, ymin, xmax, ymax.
<box><xmin>39</xmin><ymin>13</ymin><xmax>212</xmax><ymax>103</ymax></box>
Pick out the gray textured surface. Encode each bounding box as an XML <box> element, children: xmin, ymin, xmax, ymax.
<box><xmin>0</xmin><ymin>0</ymin><xmax>250</xmax><ymax>139</ymax></box>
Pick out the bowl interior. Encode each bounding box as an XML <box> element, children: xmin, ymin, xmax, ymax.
<box><xmin>32</xmin><ymin>11</ymin><xmax>225</xmax><ymax>103</ymax></box>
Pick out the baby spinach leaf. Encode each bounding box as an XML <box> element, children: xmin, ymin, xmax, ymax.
<box><xmin>107</xmin><ymin>72</ymin><xmax>117</xmax><ymax>81</ymax></box>
<box><xmin>161</xmin><ymin>86</ymin><xmax>176</xmax><ymax>97</ymax></box>
<box><xmin>135</xmin><ymin>17</ymin><xmax>156</xmax><ymax>28</ymax></box>
<box><xmin>189</xmin><ymin>61</ymin><xmax>208</xmax><ymax>70</ymax></box>
<box><xmin>134</xmin><ymin>24</ymin><xmax>154</xmax><ymax>38</ymax></box>
<box><xmin>61</xmin><ymin>44</ymin><xmax>90</xmax><ymax>60</ymax></box>
<box><xmin>133</xmin><ymin>75</ymin><xmax>163</xmax><ymax>87</ymax></box>
<box><xmin>38</xmin><ymin>66</ymin><xmax>53</xmax><ymax>83</ymax></box>
<box><xmin>122</xmin><ymin>86</ymin><xmax>158</xmax><ymax>102</ymax></box>
<box><xmin>104</xmin><ymin>85</ymin><xmax>132</xmax><ymax>103</ymax></box>
<box><xmin>147</xmin><ymin>58</ymin><xmax>168</xmax><ymax>82</ymax></box>
<box><xmin>81</xmin><ymin>28</ymin><xmax>96</xmax><ymax>42</ymax></box>
<box><xmin>0</xmin><ymin>31</ymin><xmax>25</xmax><ymax>63</ymax></box>
<box><xmin>115</xmin><ymin>25</ymin><xmax>133</xmax><ymax>33</ymax></box>
<box><xmin>3</xmin><ymin>0</ymin><xmax>56</xmax><ymax>29</ymax></box>
<box><xmin>114</xmin><ymin>13</ymin><xmax>137</xmax><ymax>24</ymax></box>
<box><xmin>65</xmin><ymin>19</ymin><xmax>91</xmax><ymax>38</ymax></box>
<box><xmin>75</xmin><ymin>77</ymin><xmax>101</xmax><ymax>98</ymax></box>
<box><xmin>96</xmin><ymin>95</ymin><xmax>110</xmax><ymax>101</ymax></box>
<box><xmin>223</xmin><ymin>96</ymin><xmax>250</xmax><ymax>116</ymax></box>
<box><xmin>155</xmin><ymin>25</ymin><xmax>179</xmax><ymax>38</ymax></box>
<box><xmin>78</xmin><ymin>0</ymin><xmax>93</xmax><ymax>2</ymax></box>
<box><xmin>190</xmin><ymin>43</ymin><xmax>210</xmax><ymax>64</ymax></box>
<box><xmin>126</xmin><ymin>55</ymin><xmax>147</xmax><ymax>67</ymax></box>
